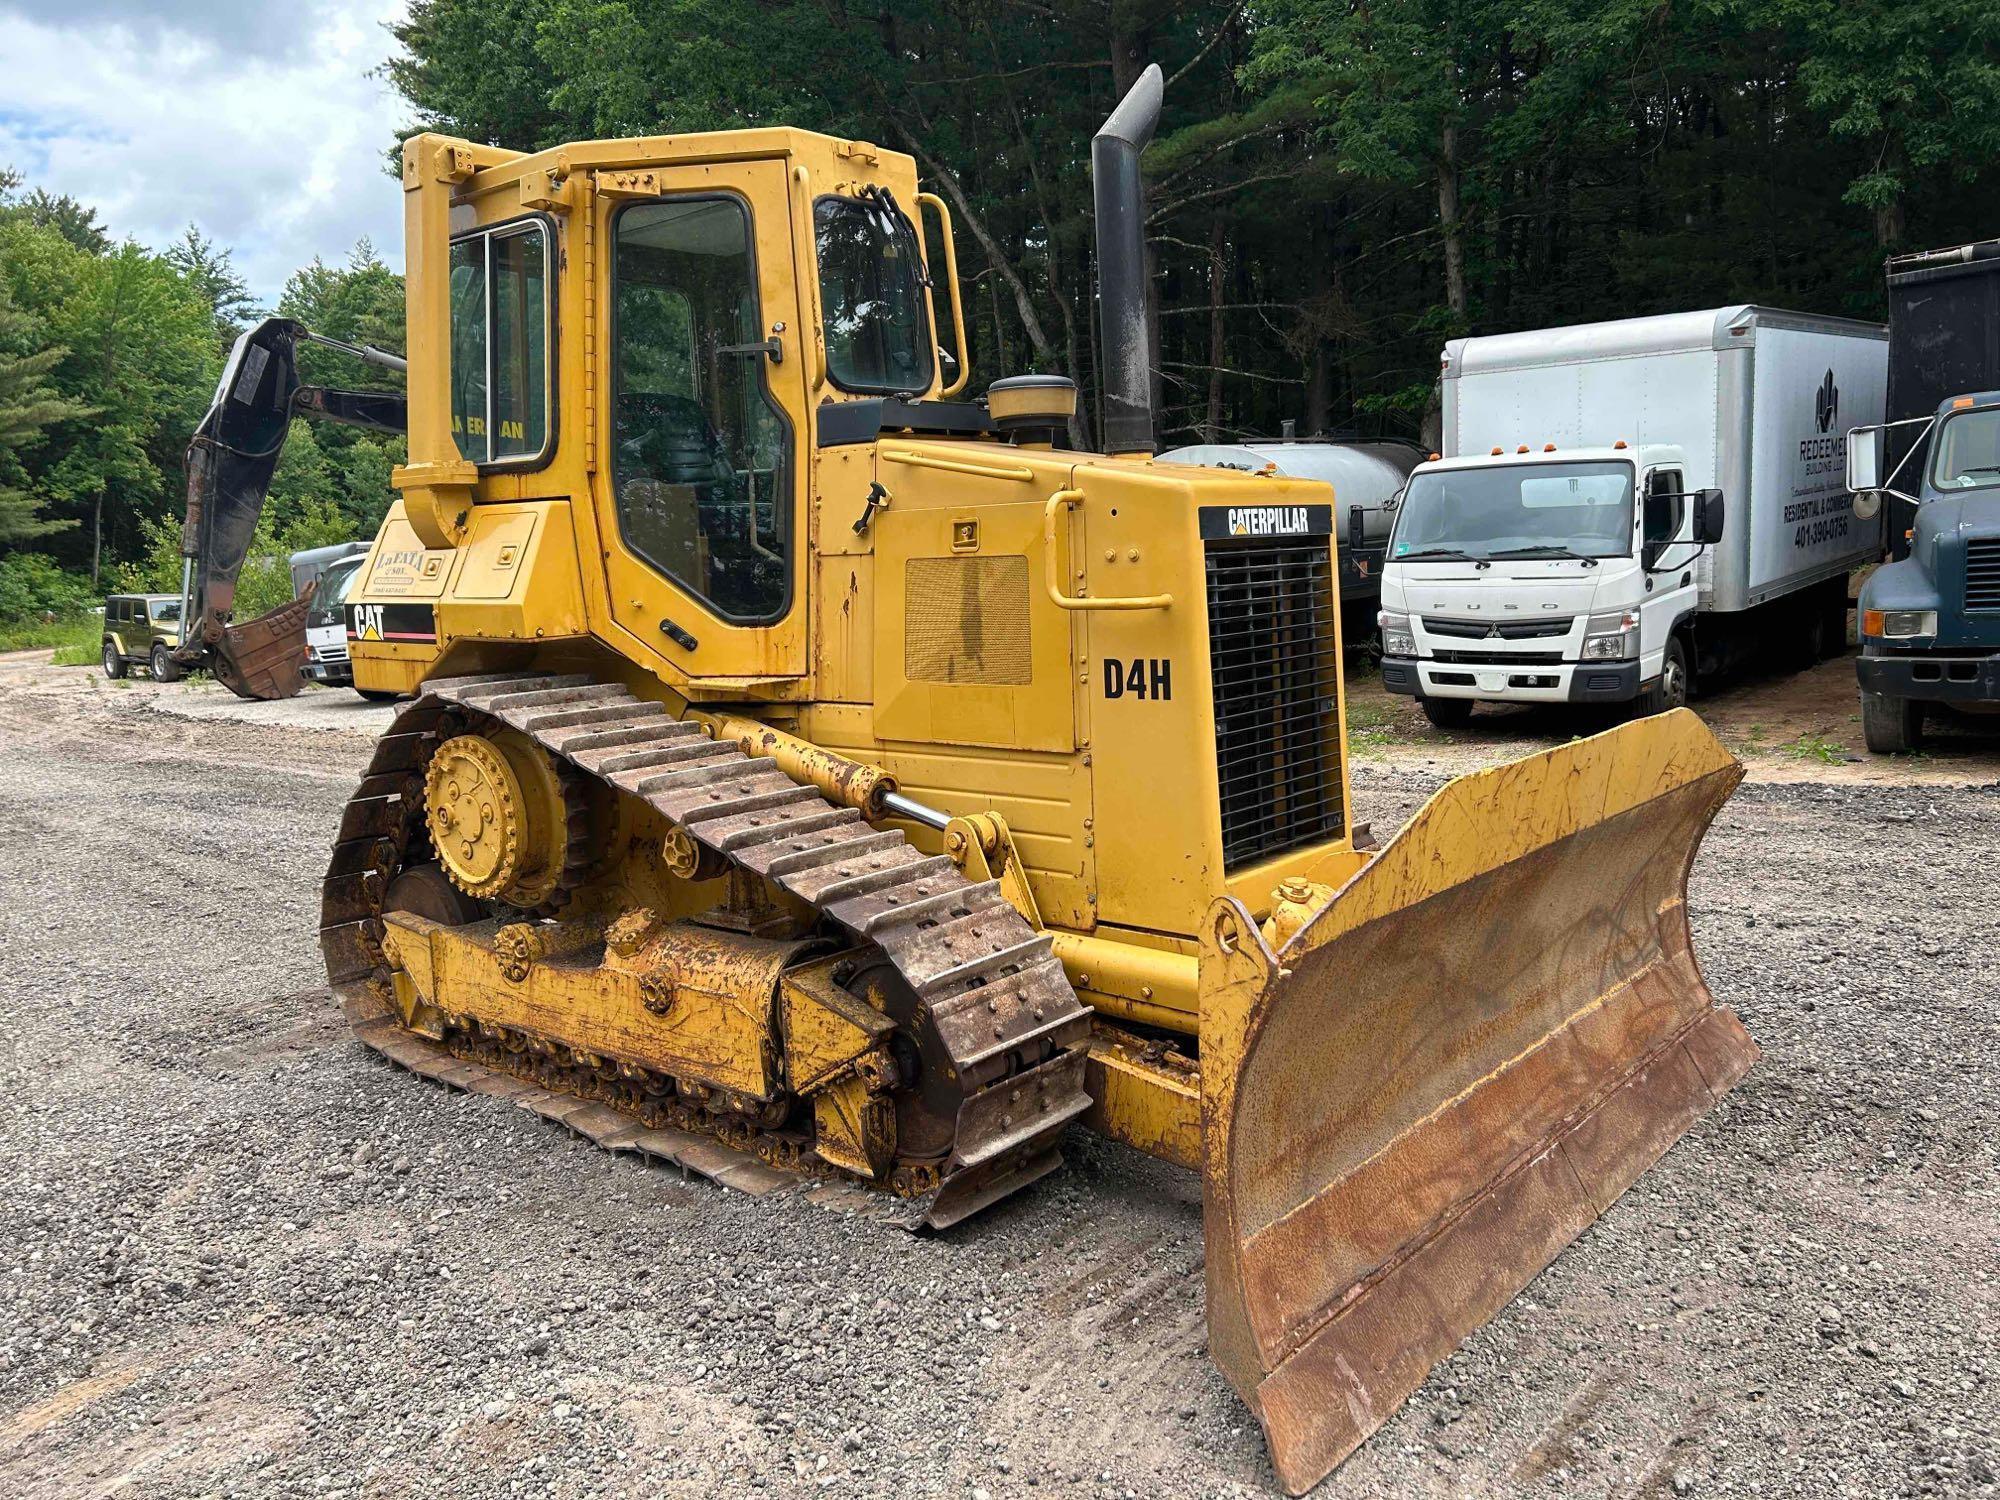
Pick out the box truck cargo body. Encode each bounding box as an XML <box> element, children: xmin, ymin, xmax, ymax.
<box><xmin>1379</xmin><ymin>307</ymin><xmax>1887</xmax><ymax>718</ymax></box>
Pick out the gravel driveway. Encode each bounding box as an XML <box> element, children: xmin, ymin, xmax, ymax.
<box><xmin>0</xmin><ymin>658</ymin><xmax>1992</xmax><ymax>1499</ymax></box>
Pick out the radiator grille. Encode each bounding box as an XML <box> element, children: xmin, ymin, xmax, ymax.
<box><xmin>1968</xmin><ymin>538</ymin><xmax>2000</xmax><ymax>612</ymax></box>
<box><xmin>1423</xmin><ymin>615</ymin><xmax>1572</xmax><ymax>640</ymax></box>
<box><xmin>1429</xmin><ymin>648</ymin><xmax>1566</xmax><ymax>666</ymax></box>
<box><xmin>1205</xmin><ymin>539</ymin><xmax>1345</xmax><ymax>871</ymax></box>
<box><xmin>904</xmin><ymin>556</ymin><xmax>1033</xmax><ymax>685</ymax></box>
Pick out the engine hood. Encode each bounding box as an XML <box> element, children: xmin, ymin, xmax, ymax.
<box><xmin>1914</xmin><ymin>489</ymin><xmax>2000</xmax><ymax>545</ymax></box>
<box><xmin>1387</xmin><ymin>566</ymin><xmax>1614</xmax><ymax>619</ymax></box>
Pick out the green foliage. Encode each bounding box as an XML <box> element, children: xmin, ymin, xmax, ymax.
<box><xmin>276</xmin><ymin>244</ymin><xmax>407</xmax><ymax>538</ymax></box>
<box><xmin>167</xmin><ymin>225</ymin><xmax>256</xmax><ymax>346</ymax></box>
<box><xmin>122</xmin><ymin>495</ymin><xmax>353</xmax><ymax>619</ymax></box>
<box><xmin>0</xmin><ymin>271</ymin><xmax>93</xmax><ymax>541</ymax></box>
<box><xmin>15</xmin><ymin>188</ymin><xmax>109</xmax><ymax>255</ymax></box>
<box><xmin>0</xmin><ymin>185</ymin><xmax>220</xmax><ymax>577</ymax></box>
<box><xmin>0</xmin><ymin>611</ymin><xmax>100</xmax><ymax>658</ymax></box>
<box><xmin>381</xmin><ymin>0</ymin><xmax>2000</xmax><ymax>448</ymax></box>
<box><xmin>0</xmin><ymin>551</ymin><xmax>94</xmax><ymax>620</ymax></box>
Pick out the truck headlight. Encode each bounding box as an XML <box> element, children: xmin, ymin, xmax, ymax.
<box><xmin>1378</xmin><ymin>611</ymin><xmax>1415</xmax><ymax>657</ymax></box>
<box><xmin>1582</xmin><ymin>610</ymin><xmax>1638</xmax><ymax>661</ymax></box>
<box><xmin>1863</xmin><ymin>609</ymin><xmax>1936</xmax><ymax>639</ymax></box>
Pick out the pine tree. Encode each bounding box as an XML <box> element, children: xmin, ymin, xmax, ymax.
<box><xmin>168</xmin><ymin>225</ymin><xmax>256</xmax><ymax>344</ymax></box>
<box><xmin>0</xmin><ymin>276</ymin><xmax>91</xmax><ymax>542</ymax></box>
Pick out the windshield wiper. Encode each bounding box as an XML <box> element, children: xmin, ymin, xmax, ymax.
<box><xmin>1486</xmin><ymin>545</ymin><xmax>1601</xmax><ymax>566</ymax></box>
<box><xmin>1396</xmin><ymin>547</ymin><xmax>1477</xmax><ymax>561</ymax></box>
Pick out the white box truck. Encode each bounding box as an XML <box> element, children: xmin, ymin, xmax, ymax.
<box><xmin>1377</xmin><ymin>306</ymin><xmax>1888</xmax><ymax>724</ymax></box>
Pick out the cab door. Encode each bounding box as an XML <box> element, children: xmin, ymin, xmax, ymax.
<box><xmin>1639</xmin><ymin>465</ymin><xmax>1699</xmax><ymax>665</ymax></box>
<box><xmin>593</xmin><ymin>160</ymin><xmax>810</xmax><ymax>682</ymax></box>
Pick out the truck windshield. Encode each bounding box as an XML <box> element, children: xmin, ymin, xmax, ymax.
<box><xmin>1931</xmin><ymin>407</ymin><xmax>2000</xmax><ymax>490</ymax></box>
<box><xmin>814</xmin><ymin>195</ymin><xmax>934</xmax><ymax>395</ymax></box>
<box><xmin>1392</xmin><ymin>461</ymin><xmax>1634</xmax><ymax>561</ymax></box>
<box><xmin>311</xmin><ymin>561</ymin><xmax>362</xmax><ymax>620</ymax></box>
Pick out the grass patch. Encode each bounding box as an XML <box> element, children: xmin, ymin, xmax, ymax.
<box><xmin>1344</xmin><ymin>696</ymin><xmax>1414</xmax><ymax>753</ymax></box>
<box><xmin>1783</xmin><ymin>731</ymin><xmax>1845</xmax><ymax>765</ymax></box>
<box><xmin>0</xmin><ymin>611</ymin><xmax>101</xmax><ymax>660</ymax></box>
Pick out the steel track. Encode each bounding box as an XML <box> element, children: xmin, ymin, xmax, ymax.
<box><xmin>320</xmin><ymin>672</ymin><xmax>1093</xmax><ymax>1227</ymax></box>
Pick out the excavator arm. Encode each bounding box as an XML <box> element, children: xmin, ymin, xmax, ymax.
<box><xmin>174</xmin><ymin>317</ymin><xmax>406</xmax><ymax>699</ymax></box>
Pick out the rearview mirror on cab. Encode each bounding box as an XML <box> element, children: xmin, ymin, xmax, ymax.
<box><xmin>1846</xmin><ymin>425</ymin><xmax>1884</xmax><ymax>494</ymax></box>
<box><xmin>1694</xmin><ymin>488</ymin><xmax>1726</xmax><ymax>546</ymax></box>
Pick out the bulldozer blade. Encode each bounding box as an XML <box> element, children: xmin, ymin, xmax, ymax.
<box><xmin>1199</xmin><ymin>707</ymin><xmax>1755</xmax><ymax>1495</ymax></box>
<box><xmin>210</xmin><ymin>586</ymin><xmax>311</xmax><ymax>701</ymax></box>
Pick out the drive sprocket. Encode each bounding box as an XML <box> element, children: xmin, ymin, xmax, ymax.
<box><xmin>424</xmin><ymin>729</ymin><xmax>573</xmax><ymax>909</ymax></box>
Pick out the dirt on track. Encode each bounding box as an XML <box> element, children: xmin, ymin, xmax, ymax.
<box><xmin>0</xmin><ymin>653</ymin><xmax>1993</xmax><ymax>1500</ymax></box>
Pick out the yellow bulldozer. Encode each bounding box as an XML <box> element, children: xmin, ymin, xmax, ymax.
<box><xmin>174</xmin><ymin>67</ymin><xmax>1756</xmax><ymax>1492</ymax></box>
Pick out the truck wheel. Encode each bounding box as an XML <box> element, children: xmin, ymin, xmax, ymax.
<box><xmin>1821</xmin><ymin>588</ymin><xmax>1851</xmax><ymax>658</ymax></box>
<box><xmin>1635</xmin><ymin>638</ymin><xmax>1690</xmax><ymax>717</ymax></box>
<box><xmin>151</xmin><ymin>643</ymin><xmax>181</xmax><ymax>683</ymax></box>
<box><xmin>1793</xmin><ymin>600</ymin><xmax>1828</xmax><ymax>668</ymax></box>
<box><xmin>1420</xmin><ymin>697</ymin><xmax>1475</xmax><ymax>729</ymax></box>
<box><xmin>1861</xmin><ymin>690</ymin><xmax>1924</xmax><ymax>754</ymax></box>
<box><xmin>101</xmin><ymin>640</ymin><xmax>126</xmax><ymax>679</ymax></box>
<box><xmin>355</xmin><ymin>688</ymin><xmax>401</xmax><ymax>703</ymax></box>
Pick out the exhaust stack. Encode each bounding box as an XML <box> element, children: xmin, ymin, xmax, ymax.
<box><xmin>1093</xmin><ymin>64</ymin><xmax>1163</xmax><ymax>457</ymax></box>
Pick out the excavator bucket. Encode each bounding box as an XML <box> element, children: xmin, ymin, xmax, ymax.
<box><xmin>1199</xmin><ymin>708</ymin><xmax>1755</xmax><ymax>1494</ymax></box>
<box><xmin>208</xmin><ymin>585</ymin><xmax>311</xmax><ymax>700</ymax></box>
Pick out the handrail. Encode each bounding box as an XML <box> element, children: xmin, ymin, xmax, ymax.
<box><xmin>916</xmin><ymin>190</ymin><xmax>971</xmax><ymax>398</ymax></box>
<box><xmin>1042</xmin><ymin>489</ymin><xmax>1174</xmax><ymax>612</ymax></box>
<box><xmin>881</xmin><ymin>448</ymin><xmax>1034</xmax><ymax>482</ymax></box>
<box><xmin>794</xmin><ymin>164</ymin><xmax>828</xmax><ymax>392</ymax></box>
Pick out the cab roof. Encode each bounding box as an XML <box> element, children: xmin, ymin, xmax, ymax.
<box><xmin>1420</xmin><ymin>442</ymin><xmax>1675</xmax><ymax>471</ymax></box>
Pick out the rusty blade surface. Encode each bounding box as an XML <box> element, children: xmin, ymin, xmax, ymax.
<box><xmin>1198</xmin><ymin>708</ymin><xmax>1757</xmax><ymax>1495</ymax></box>
<box><xmin>211</xmin><ymin>586</ymin><xmax>311</xmax><ymax>700</ymax></box>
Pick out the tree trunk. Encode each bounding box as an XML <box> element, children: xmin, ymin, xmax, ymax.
<box><xmin>1437</xmin><ymin>121</ymin><xmax>1467</xmax><ymax>319</ymax></box>
<box><xmin>1205</xmin><ymin>218</ymin><xmax>1227</xmax><ymax>440</ymax></box>
<box><xmin>91</xmin><ymin>490</ymin><xmax>103</xmax><ymax>587</ymax></box>
<box><xmin>1304</xmin><ymin>205</ymin><xmax>1332</xmax><ymax>436</ymax></box>
<box><xmin>1873</xmin><ymin>134</ymin><xmax>1906</xmax><ymax>249</ymax></box>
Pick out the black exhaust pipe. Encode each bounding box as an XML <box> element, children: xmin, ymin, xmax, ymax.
<box><xmin>1093</xmin><ymin>64</ymin><xmax>1163</xmax><ymax>456</ymax></box>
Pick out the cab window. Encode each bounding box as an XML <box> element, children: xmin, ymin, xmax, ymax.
<box><xmin>814</xmin><ymin>195</ymin><xmax>934</xmax><ymax>395</ymax></box>
<box><xmin>148</xmin><ymin>599</ymin><xmax>180</xmax><ymax>623</ymax></box>
<box><xmin>449</xmin><ymin>221</ymin><xmax>551</xmax><ymax>466</ymax></box>
<box><xmin>1932</xmin><ymin>406</ymin><xmax>2000</xmax><ymax>489</ymax></box>
<box><xmin>611</xmin><ymin>196</ymin><xmax>792</xmax><ymax>623</ymax></box>
<box><xmin>1643</xmin><ymin>469</ymin><xmax>1684</xmax><ymax>545</ymax></box>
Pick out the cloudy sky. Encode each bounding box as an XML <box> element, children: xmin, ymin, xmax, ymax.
<box><xmin>0</xmin><ymin>0</ymin><xmax>414</xmax><ymax>308</ymax></box>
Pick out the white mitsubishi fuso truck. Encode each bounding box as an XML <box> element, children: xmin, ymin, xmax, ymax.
<box><xmin>1378</xmin><ymin>307</ymin><xmax>1888</xmax><ymax>725</ymax></box>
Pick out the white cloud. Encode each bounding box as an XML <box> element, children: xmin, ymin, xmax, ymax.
<box><xmin>0</xmin><ymin>0</ymin><xmax>413</xmax><ymax>308</ymax></box>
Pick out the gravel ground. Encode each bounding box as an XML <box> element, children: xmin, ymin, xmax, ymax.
<box><xmin>0</xmin><ymin>658</ymin><xmax>1993</xmax><ymax>1499</ymax></box>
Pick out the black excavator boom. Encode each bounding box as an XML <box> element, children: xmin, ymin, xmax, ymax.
<box><xmin>174</xmin><ymin>317</ymin><xmax>406</xmax><ymax>700</ymax></box>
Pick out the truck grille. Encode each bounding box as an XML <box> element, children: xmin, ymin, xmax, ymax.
<box><xmin>1205</xmin><ymin>539</ymin><xmax>1345</xmax><ymax>871</ymax></box>
<box><xmin>1429</xmin><ymin>648</ymin><xmax>1566</xmax><ymax>666</ymax></box>
<box><xmin>1423</xmin><ymin>615</ymin><xmax>1572</xmax><ymax>640</ymax></box>
<box><xmin>1968</xmin><ymin>539</ymin><xmax>2000</xmax><ymax>612</ymax></box>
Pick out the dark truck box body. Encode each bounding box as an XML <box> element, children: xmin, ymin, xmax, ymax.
<box><xmin>1885</xmin><ymin>242</ymin><xmax>2000</xmax><ymax>555</ymax></box>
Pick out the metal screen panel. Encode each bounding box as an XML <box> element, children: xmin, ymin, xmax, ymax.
<box><xmin>904</xmin><ymin>555</ymin><xmax>1033</xmax><ymax>685</ymax></box>
<box><xmin>1205</xmin><ymin>540</ymin><xmax>1345</xmax><ymax>870</ymax></box>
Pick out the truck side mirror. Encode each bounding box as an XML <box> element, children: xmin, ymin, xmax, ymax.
<box><xmin>1694</xmin><ymin>489</ymin><xmax>1726</xmax><ymax>545</ymax></box>
<box><xmin>1845</xmin><ymin>426</ymin><xmax>1883</xmax><ymax>493</ymax></box>
<box><xmin>1347</xmin><ymin>504</ymin><xmax>1365</xmax><ymax>557</ymax></box>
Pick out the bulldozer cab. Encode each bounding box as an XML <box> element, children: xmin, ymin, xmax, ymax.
<box><xmin>392</xmin><ymin>134</ymin><xmax>963</xmax><ymax>691</ymax></box>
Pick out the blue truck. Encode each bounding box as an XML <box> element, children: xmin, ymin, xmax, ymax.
<box><xmin>1845</xmin><ymin>240</ymin><xmax>2000</xmax><ymax>753</ymax></box>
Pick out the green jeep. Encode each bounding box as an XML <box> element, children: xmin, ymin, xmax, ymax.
<box><xmin>101</xmin><ymin>594</ymin><xmax>185</xmax><ymax>682</ymax></box>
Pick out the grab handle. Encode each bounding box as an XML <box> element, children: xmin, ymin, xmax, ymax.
<box><xmin>916</xmin><ymin>191</ymin><xmax>970</xmax><ymax>398</ymax></box>
<box><xmin>1043</xmin><ymin>489</ymin><xmax>1174</xmax><ymax>612</ymax></box>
